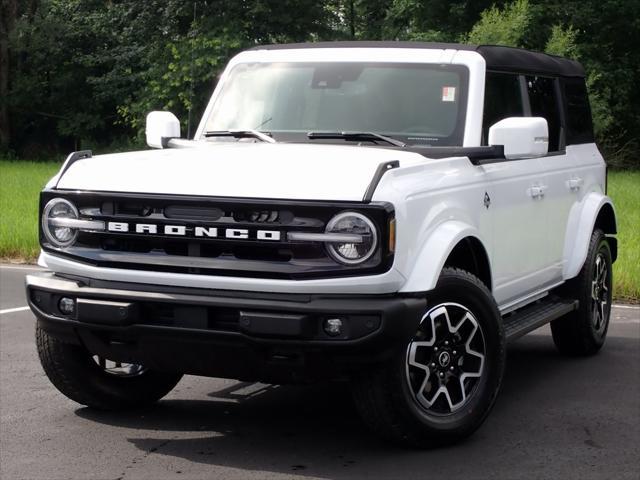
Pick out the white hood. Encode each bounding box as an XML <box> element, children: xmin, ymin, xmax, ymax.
<box><xmin>54</xmin><ymin>143</ymin><xmax>427</xmax><ymax>201</ymax></box>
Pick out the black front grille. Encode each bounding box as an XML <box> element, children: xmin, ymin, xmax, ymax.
<box><xmin>41</xmin><ymin>190</ymin><xmax>395</xmax><ymax>279</ymax></box>
<box><xmin>164</xmin><ymin>205</ymin><xmax>224</xmax><ymax>220</ymax></box>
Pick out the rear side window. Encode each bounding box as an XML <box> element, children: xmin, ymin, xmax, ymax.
<box><xmin>563</xmin><ymin>78</ymin><xmax>595</xmax><ymax>144</ymax></box>
<box><xmin>482</xmin><ymin>72</ymin><xmax>524</xmax><ymax>144</ymax></box>
<box><xmin>526</xmin><ymin>75</ymin><xmax>562</xmax><ymax>152</ymax></box>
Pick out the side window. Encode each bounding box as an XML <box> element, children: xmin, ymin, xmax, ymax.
<box><xmin>525</xmin><ymin>75</ymin><xmax>562</xmax><ymax>152</ymax></box>
<box><xmin>563</xmin><ymin>78</ymin><xmax>595</xmax><ymax>144</ymax></box>
<box><xmin>482</xmin><ymin>72</ymin><xmax>524</xmax><ymax>145</ymax></box>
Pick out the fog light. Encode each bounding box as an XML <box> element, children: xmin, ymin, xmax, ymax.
<box><xmin>323</xmin><ymin>318</ymin><xmax>343</xmax><ymax>336</ymax></box>
<box><xmin>58</xmin><ymin>297</ymin><xmax>76</xmax><ymax>315</ymax></box>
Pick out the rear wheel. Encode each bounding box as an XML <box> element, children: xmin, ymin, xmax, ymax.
<box><xmin>352</xmin><ymin>268</ymin><xmax>505</xmax><ymax>447</ymax></box>
<box><xmin>36</xmin><ymin>325</ymin><xmax>182</xmax><ymax>410</ymax></box>
<box><xmin>551</xmin><ymin>229</ymin><xmax>612</xmax><ymax>355</ymax></box>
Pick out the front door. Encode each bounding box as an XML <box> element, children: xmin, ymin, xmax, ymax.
<box><xmin>483</xmin><ymin>159</ymin><xmax>552</xmax><ymax>307</ymax></box>
<box><xmin>481</xmin><ymin>72</ymin><xmax>558</xmax><ymax>307</ymax></box>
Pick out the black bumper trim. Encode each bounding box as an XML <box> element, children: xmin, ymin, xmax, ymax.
<box><xmin>26</xmin><ymin>272</ymin><xmax>427</xmax><ymax>382</ymax></box>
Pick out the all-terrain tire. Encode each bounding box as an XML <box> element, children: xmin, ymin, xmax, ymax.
<box><xmin>551</xmin><ymin>229</ymin><xmax>613</xmax><ymax>356</ymax></box>
<box><xmin>352</xmin><ymin>267</ymin><xmax>505</xmax><ymax>448</ymax></box>
<box><xmin>36</xmin><ymin>325</ymin><xmax>182</xmax><ymax>410</ymax></box>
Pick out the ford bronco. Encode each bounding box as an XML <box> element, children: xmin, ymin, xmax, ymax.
<box><xmin>26</xmin><ymin>42</ymin><xmax>617</xmax><ymax>447</ymax></box>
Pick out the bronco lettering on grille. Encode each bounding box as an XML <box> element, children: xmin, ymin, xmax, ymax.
<box><xmin>106</xmin><ymin>222</ymin><xmax>281</xmax><ymax>241</ymax></box>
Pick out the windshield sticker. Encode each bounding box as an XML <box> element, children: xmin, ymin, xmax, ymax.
<box><xmin>442</xmin><ymin>86</ymin><xmax>456</xmax><ymax>102</ymax></box>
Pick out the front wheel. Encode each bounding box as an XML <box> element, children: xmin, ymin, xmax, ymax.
<box><xmin>36</xmin><ymin>325</ymin><xmax>182</xmax><ymax>410</ymax></box>
<box><xmin>352</xmin><ymin>268</ymin><xmax>506</xmax><ymax>447</ymax></box>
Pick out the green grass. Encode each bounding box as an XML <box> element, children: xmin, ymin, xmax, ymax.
<box><xmin>608</xmin><ymin>170</ymin><xmax>640</xmax><ymax>302</ymax></box>
<box><xmin>0</xmin><ymin>160</ymin><xmax>62</xmax><ymax>260</ymax></box>
<box><xmin>0</xmin><ymin>159</ymin><xmax>638</xmax><ymax>301</ymax></box>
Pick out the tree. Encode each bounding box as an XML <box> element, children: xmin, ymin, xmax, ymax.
<box><xmin>0</xmin><ymin>0</ymin><xmax>19</xmax><ymax>150</ymax></box>
<box><xmin>466</xmin><ymin>0</ymin><xmax>532</xmax><ymax>46</ymax></box>
<box><xmin>544</xmin><ymin>24</ymin><xmax>579</xmax><ymax>58</ymax></box>
<box><xmin>2</xmin><ymin>0</ymin><xmax>638</xmax><ymax>166</ymax></box>
<box><xmin>534</xmin><ymin>0</ymin><xmax>640</xmax><ymax>167</ymax></box>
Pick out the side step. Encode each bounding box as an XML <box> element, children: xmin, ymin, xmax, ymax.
<box><xmin>503</xmin><ymin>297</ymin><xmax>579</xmax><ymax>343</ymax></box>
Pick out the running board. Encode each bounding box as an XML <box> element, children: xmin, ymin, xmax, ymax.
<box><xmin>503</xmin><ymin>297</ymin><xmax>579</xmax><ymax>343</ymax></box>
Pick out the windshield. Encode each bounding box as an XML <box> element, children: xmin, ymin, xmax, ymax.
<box><xmin>202</xmin><ymin>62</ymin><xmax>469</xmax><ymax>146</ymax></box>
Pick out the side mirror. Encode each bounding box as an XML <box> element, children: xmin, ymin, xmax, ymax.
<box><xmin>488</xmin><ymin>117</ymin><xmax>549</xmax><ymax>160</ymax></box>
<box><xmin>145</xmin><ymin>111</ymin><xmax>180</xmax><ymax>149</ymax></box>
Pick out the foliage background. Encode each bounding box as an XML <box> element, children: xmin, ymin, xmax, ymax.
<box><xmin>0</xmin><ymin>0</ymin><xmax>639</xmax><ymax>167</ymax></box>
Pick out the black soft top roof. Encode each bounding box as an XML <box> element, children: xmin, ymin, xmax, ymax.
<box><xmin>249</xmin><ymin>41</ymin><xmax>585</xmax><ymax>78</ymax></box>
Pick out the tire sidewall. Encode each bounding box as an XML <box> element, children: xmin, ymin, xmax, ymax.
<box><xmin>395</xmin><ymin>269</ymin><xmax>505</xmax><ymax>436</ymax></box>
<box><xmin>579</xmin><ymin>233</ymin><xmax>613</xmax><ymax>347</ymax></box>
<box><xmin>68</xmin><ymin>349</ymin><xmax>174</xmax><ymax>401</ymax></box>
<box><xmin>36</xmin><ymin>326</ymin><xmax>181</xmax><ymax>409</ymax></box>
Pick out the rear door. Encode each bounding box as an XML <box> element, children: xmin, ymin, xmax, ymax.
<box><xmin>530</xmin><ymin>75</ymin><xmax>588</xmax><ymax>284</ymax></box>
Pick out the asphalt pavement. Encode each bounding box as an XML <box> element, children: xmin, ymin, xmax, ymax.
<box><xmin>1</xmin><ymin>264</ymin><xmax>639</xmax><ymax>480</ymax></box>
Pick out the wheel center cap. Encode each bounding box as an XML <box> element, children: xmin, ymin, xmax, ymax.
<box><xmin>438</xmin><ymin>351</ymin><xmax>451</xmax><ymax>368</ymax></box>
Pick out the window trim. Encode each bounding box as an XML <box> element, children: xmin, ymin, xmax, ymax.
<box><xmin>560</xmin><ymin>77</ymin><xmax>596</xmax><ymax>146</ymax></box>
<box><xmin>481</xmin><ymin>71</ymin><xmax>524</xmax><ymax>145</ymax></box>
<box><xmin>482</xmin><ymin>70</ymin><xmax>567</xmax><ymax>158</ymax></box>
<box><xmin>554</xmin><ymin>78</ymin><xmax>567</xmax><ymax>151</ymax></box>
<box><xmin>518</xmin><ymin>75</ymin><xmax>532</xmax><ymax>116</ymax></box>
<box><xmin>523</xmin><ymin>73</ymin><xmax>565</xmax><ymax>155</ymax></box>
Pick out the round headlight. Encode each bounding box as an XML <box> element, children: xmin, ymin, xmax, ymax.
<box><xmin>325</xmin><ymin>212</ymin><xmax>377</xmax><ymax>265</ymax></box>
<box><xmin>42</xmin><ymin>198</ymin><xmax>79</xmax><ymax>247</ymax></box>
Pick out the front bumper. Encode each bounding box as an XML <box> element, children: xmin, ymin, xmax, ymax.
<box><xmin>38</xmin><ymin>251</ymin><xmax>407</xmax><ymax>295</ymax></box>
<box><xmin>26</xmin><ymin>272</ymin><xmax>426</xmax><ymax>383</ymax></box>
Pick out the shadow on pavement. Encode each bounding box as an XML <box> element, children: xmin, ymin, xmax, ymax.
<box><xmin>75</xmin><ymin>333</ymin><xmax>640</xmax><ymax>479</ymax></box>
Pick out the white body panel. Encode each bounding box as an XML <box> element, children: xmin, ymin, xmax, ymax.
<box><xmin>42</xmin><ymin>46</ymin><xmax>613</xmax><ymax>313</ymax></box>
<box><xmin>473</xmin><ymin>156</ymin><xmax>552</xmax><ymax>305</ymax></box>
<box><xmin>556</xmin><ymin>143</ymin><xmax>612</xmax><ymax>280</ymax></box>
<box><xmin>38</xmin><ymin>250</ymin><xmax>407</xmax><ymax>294</ymax></box>
<box><xmin>55</xmin><ymin>143</ymin><xmax>427</xmax><ymax>201</ymax></box>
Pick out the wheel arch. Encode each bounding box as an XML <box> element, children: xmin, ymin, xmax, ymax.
<box><xmin>399</xmin><ymin>221</ymin><xmax>493</xmax><ymax>293</ymax></box>
<box><xmin>594</xmin><ymin>201</ymin><xmax>617</xmax><ymax>231</ymax></box>
<box><xmin>443</xmin><ymin>237</ymin><xmax>492</xmax><ymax>291</ymax></box>
<box><xmin>563</xmin><ymin>193</ymin><xmax>617</xmax><ymax>281</ymax></box>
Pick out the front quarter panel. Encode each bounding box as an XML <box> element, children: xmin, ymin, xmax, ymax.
<box><xmin>399</xmin><ymin>220</ymin><xmax>488</xmax><ymax>293</ymax></box>
<box><xmin>373</xmin><ymin>156</ymin><xmax>492</xmax><ymax>294</ymax></box>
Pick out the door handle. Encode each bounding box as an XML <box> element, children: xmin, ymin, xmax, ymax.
<box><xmin>567</xmin><ymin>177</ymin><xmax>583</xmax><ymax>191</ymax></box>
<box><xmin>528</xmin><ymin>185</ymin><xmax>547</xmax><ymax>199</ymax></box>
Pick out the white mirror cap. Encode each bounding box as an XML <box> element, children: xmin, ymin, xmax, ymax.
<box><xmin>488</xmin><ymin>117</ymin><xmax>549</xmax><ymax>160</ymax></box>
<box><xmin>145</xmin><ymin>111</ymin><xmax>180</xmax><ymax>149</ymax></box>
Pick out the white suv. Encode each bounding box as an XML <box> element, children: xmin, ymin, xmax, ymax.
<box><xmin>27</xmin><ymin>42</ymin><xmax>617</xmax><ymax>447</ymax></box>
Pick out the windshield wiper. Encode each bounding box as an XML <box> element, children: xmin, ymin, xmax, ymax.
<box><xmin>204</xmin><ymin>130</ymin><xmax>276</xmax><ymax>143</ymax></box>
<box><xmin>307</xmin><ymin>131</ymin><xmax>406</xmax><ymax>147</ymax></box>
